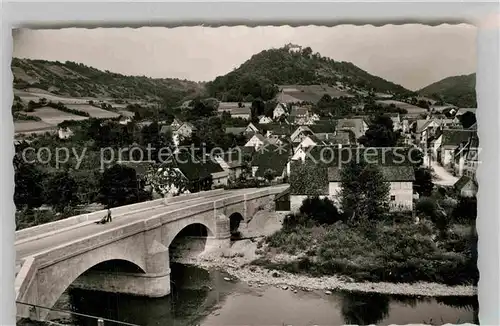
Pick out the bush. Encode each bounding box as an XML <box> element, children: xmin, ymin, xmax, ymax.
<box><xmin>453</xmin><ymin>197</ymin><xmax>477</xmax><ymax>223</ymax></box>
<box><xmin>299</xmin><ymin>196</ymin><xmax>343</xmax><ymax>225</ymax></box>
<box><xmin>416</xmin><ymin>197</ymin><xmax>437</xmax><ymax>218</ymax></box>
<box><xmin>262</xmin><ymin>220</ymin><xmax>477</xmax><ymax>285</ymax></box>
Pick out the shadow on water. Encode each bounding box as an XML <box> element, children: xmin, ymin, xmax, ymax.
<box><xmin>339</xmin><ymin>290</ymin><xmax>479</xmax><ymax>325</ymax></box>
<box><xmin>340</xmin><ymin>292</ymin><xmax>390</xmax><ymax>325</ymax></box>
<box><xmin>59</xmin><ymin>264</ymin><xmax>234</xmax><ymax>326</ymax></box>
<box><xmin>50</xmin><ymin>265</ymin><xmax>479</xmax><ymax>326</ymax></box>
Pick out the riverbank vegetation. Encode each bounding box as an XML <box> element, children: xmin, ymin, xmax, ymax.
<box><xmin>255</xmin><ymin>186</ymin><xmax>478</xmax><ymax>286</ymax></box>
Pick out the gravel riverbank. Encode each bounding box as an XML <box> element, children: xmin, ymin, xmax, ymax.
<box><xmin>175</xmin><ymin>245</ymin><xmax>477</xmax><ymax>297</ymax></box>
<box><xmin>174</xmin><ymin>211</ymin><xmax>476</xmax><ymax>298</ymax></box>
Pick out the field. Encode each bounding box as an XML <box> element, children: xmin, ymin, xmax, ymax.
<box><xmin>14</xmin><ymin>89</ymin><xmax>93</xmax><ymax>105</ymax></box>
<box><xmin>14</xmin><ymin>121</ymin><xmax>57</xmax><ymax>134</ymax></box>
<box><xmin>278</xmin><ymin>84</ymin><xmax>354</xmax><ymax>103</ymax></box>
<box><xmin>25</xmin><ymin>107</ymin><xmax>88</xmax><ymax>125</ymax></box>
<box><xmin>376</xmin><ymin>100</ymin><xmax>428</xmax><ymax>114</ymax></box>
<box><xmin>65</xmin><ymin>104</ymin><xmax>120</xmax><ymax>119</ymax></box>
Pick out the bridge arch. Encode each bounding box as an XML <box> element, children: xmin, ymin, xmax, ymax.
<box><xmin>166</xmin><ymin>222</ymin><xmax>216</xmax><ymax>261</ymax></box>
<box><xmin>36</xmin><ymin>253</ymin><xmax>146</xmax><ymax>318</ymax></box>
<box><xmin>228</xmin><ymin>212</ymin><xmax>244</xmax><ymax>235</ymax></box>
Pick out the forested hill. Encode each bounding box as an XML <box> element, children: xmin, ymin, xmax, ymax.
<box><xmin>11</xmin><ymin>58</ymin><xmax>206</xmax><ymax>106</ymax></box>
<box><xmin>206</xmin><ymin>45</ymin><xmax>411</xmax><ymax>102</ymax></box>
<box><xmin>419</xmin><ymin>73</ymin><xmax>477</xmax><ymax>108</ymax></box>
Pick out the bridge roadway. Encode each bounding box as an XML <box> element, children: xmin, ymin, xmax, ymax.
<box><xmin>15</xmin><ymin>188</ymin><xmax>254</xmax><ymax>267</ymax></box>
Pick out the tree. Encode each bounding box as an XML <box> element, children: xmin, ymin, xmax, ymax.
<box><xmin>45</xmin><ymin>170</ymin><xmax>78</xmax><ymax>212</ymax></box>
<box><xmin>263</xmin><ymin>168</ymin><xmax>276</xmax><ymax>182</ymax></box>
<box><xmin>459</xmin><ymin>111</ymin><xmax>477</xmax><ymax>129</ymax></box>
<box><xmin>414</xmin><ymin>167</ymin><xmax>434</xmax><ymax>196</ymax></box>
<box><xmin>453</xmin><ymin>196</ymin><xmax>477</xmax><ymax>222</ymax></box>
<box><xmin>14</xmin><ymin>161</ymin><xmax>46</xmax><ymax>210</ymax></box>
<box><xmin>98</xmin><ymin>164</ymin><xmax>141</xmax><ymax>208</ymax></box>
<box><xmin>299</xmin><ymin>196</ymin><xmax>343</xmax><ymax>225</ymax></box>
<box><xmin>358</xmin><ymin>114</ymin><xmax>400</xmax><ymax>147</ymax></box>
<box><xmin>339</xmin><ymin>161</ymin><xmax>390</xmax><ymax>222</ymax></box>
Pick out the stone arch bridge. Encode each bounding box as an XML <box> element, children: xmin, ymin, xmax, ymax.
<box><xmin>15</xmin><ymin>185</ymin><xmax>288</xmax><ymax>321</ymax></box>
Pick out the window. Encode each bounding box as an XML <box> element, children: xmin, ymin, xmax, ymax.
<box><xmin>390</xmin><ymin>195</ymin><xmax>396</xmax><ymax>201</ymax></box>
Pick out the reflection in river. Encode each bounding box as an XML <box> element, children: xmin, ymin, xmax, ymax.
<box><xmin>51</xmin><ymin>264</ymin><xmax>478</xmax><ymax>325</ymax></box>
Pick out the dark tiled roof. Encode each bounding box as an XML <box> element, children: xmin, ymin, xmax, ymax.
<box><xmin>160</xmin><ymin>125</ymin><xmax>173</xmax><ymax>134</ymax></box>
<box><xmin>251</xmin><ymin>144</ymin><xmax>291</xmax><ymax>178</ymax></box>
<box><xmin>257</xmin><ymin>123</ymin><xmax>293</xmax><ymax>136</ymax></box>
<box><xmin>290</xmin><ymin>106</ymin><xmax>309</xmax><ymax>117</ymax></box>
<box><xmin>225</xmin><ymin>127</ymin><xmax>247</xmax><ymax>135</ymax></box>
<box><xmin>454</xmin><ymin>175</ymin><xmax>476</xmax><ymax>190</ymax></box>
<box><xmin>305</xmin><ymin>146</ymin><xmax>422</xmax><ymax>167</ymax></box>
<box><xmin>308</xmin><ymin>122</ymin><xmax>336</xmax><ymax>134</ymax></box>
<box><xmin>328</xmin><ymin>165</ymin><xmax>415</xmax><ymax>182</ymax></box>
<box><xmin>442</xmin><ymin>129</ymin><xmax>476</xmax><ymax>147</ymax></box>
<box><xmin>164</xmin><ymin>151</ymin><xmax>223</xmax><ymax>181</ymax></box>
<box><xmin>118</xmin><ymin>161</ymin><xmax>155</xmax><ymax>178</ymax></box>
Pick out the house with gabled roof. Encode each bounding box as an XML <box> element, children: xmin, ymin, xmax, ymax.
<box><xmin>454</xmin><ymin>175</ymin><xmax>478</xmax><ymax>198</ymax></box>
<box><xmin>259</xmin><ymin>115</ymin><xmax>273</xmax><ymax>124</ymax></box>
<box><xmin>213</xmin><ymin>146</ymin><xmax>255</xmax><ymax>180</ymax></box>
<box><xmin>273</xmin><ymin>103</ymin><xmax>288</xmax><ymax>119</ymax></box>
<box><xmin>289</xmin><ymin>149</ymin><xmax>416</xmax><ymax>212</ymax></box>
<box><xmin>250</xmin><ymin>144</ymin><xmax>291</xmax><ymax>181</ymax></box>
<box><xmin>291</xmin><ymin>128</ymin><xmax>315</xmax><ymax>145</ymax></box>
<box><xmin>436</xmin><ymin>129</ymin><xmax>476</xmax><ymax>166</ymax></box>
<box><xmin>246</xmin><ymin>122</ymin><xmax>259</xmax><ymax>134</ymax></box>
<box><xmin>244</xmin><ymin>133</ymin><xmax>268</xmax><ymax>149</ymax></box>
<box><xmin>336</xmin><ymin>118</ymin><xmax>366</xmax><ymax>140</ymax></box>
<box><xmin>293</xmin><ymin>134</ymin><xmax>324</xmax><ymax>154</ymax></box>
<box><xmin>167</xmin><ymin>151</ymin><xmax>229</xmax><ymax>191</ymax></box>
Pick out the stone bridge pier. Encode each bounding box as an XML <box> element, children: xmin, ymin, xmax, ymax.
<box><xmin>69</xmin><ymin>211</ymin><xmax>232</xmax><ymax>299</ymax></box>
<box><xmin>15</xmin><ymin>186</ymin><xmax>288</xmax><ymax>321</ymax></box>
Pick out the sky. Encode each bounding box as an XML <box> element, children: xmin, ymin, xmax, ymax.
<box><xmin>12</xmin><ymin>24</ymin><xmax>476</xmax><ymax>91</ymax></box>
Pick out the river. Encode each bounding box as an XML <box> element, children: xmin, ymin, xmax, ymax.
<box><xmin>48</xmin><ymin>263</ymin><xmax>478</xmax><ymax>326</ymax></box>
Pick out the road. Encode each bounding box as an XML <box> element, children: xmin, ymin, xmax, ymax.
<box><xmin>423</xmin><ymin>154</ymin><xmax>458</xmax><ymax>186</ymax></box>
<box><xmin>15</xmin><ymin>188</ymin><xmax>258</xmax><ymax>265</ymax></box>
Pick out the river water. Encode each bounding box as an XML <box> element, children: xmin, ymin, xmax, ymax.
<box><xmin>50</xmin><ymin>264</ymin><xmax>478</xmax><ymax>326</ymax></box>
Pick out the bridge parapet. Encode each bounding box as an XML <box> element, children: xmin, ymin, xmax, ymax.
<box><xmin>15</xmin><ymin>186</ymin><xmax>290</xmax><ymax>321</ymax></box>
<box><xmin>15</xmin><ymin>189</ymin><xmax>225</xmax><ymax>243</ymax></box>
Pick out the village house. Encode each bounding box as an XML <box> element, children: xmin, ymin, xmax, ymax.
<box><xmin>244</xmin><ymin>133</ymin><xmax>268</xmax><ymax>149</ymax></box>
<box><xmin>259</xmin><ymin>116</ymin><xmax>273</xmax><ymax>124</ymax></box>
<box><xmin>451</xmin><ymin>134</ymin><xmax>479</xmax><ymax>179</ymax></box>
<box><xmin>326</xmin><ymin>165</ymin><xmax>415</xmax><ymax>211</ymax></box>
<box><xmin>250</xmin><ymin>144</ymin><xmax>290</xmax><ymax>181</ymax></box>
<box><xmin>118</xmin><ymin>116</ymin><xmax>133</xmax><ymax>125</ymax></box>
<box><xmin>291</xmin><ymin>127</ymin><xmax>315</xmax><ymax>145</ymax></box>
<box><xmin>290</xmin><ymin>126</ymin><xmax>313</xmax><ymax>143</ymax></box>
<box><xmin>336</xmin><ymin>118</ymin><xmax>367</xmax><ymax>141</ymax></box>
<box><xmin>273</xmin><ymin>103</ymin><xmax>288</xmax><ymax>119</ymax></box>
<box><xmin>434</xmin><ymin>129</ymin><xmax>476</xmax><ymax>167</ymax></box>
<box><xmin>214</xmin><ymin>147</ymin><xmax>255</xmax><ymax>180</ymax></box>
<box><xmin>172</xmin><ymin>151</ymin><xmax>229</xmax><ymax>190</ymax></box>
<box><xmin>175</xmin><ymin>122</ymin><xmax>197</xmax><ymax>138</ymax></box>
<box><xmin>289</xmin><ymin>106</ymin><xmax>310</xmax><ymax>124</ymax></box>
<box><xmin>57</xmin><ymin>126</ymin><xmax>74</xmax><ymax>140</ymax></box>
<box><xmin>454</xmin><ymin>175</ymin><xmax>478</xmax><ymax>198</ymax></box>
<box><xmin>293</xmin><ymin>134</ymin><xmax>324</xmax><ymax>154</ymax></box>
<box><xmin>388</xmin><ymin>113</ymin><xmax>402</xmax><ymax>131</ymax></box>
<box><xmin>289</xmin><ymin>147</ymin><xmax>418</xmax><ymax>212</ymax></box>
